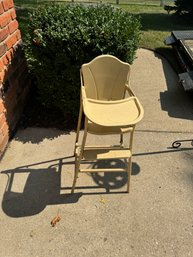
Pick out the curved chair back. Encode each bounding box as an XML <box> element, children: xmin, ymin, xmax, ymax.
<box><xmin>81</xmin><ymin>55</ymin><xmax>130</xmax><ymax>101</ymax></box>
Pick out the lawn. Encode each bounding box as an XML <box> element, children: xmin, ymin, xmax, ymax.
<box><xmin>121</xmin><ymin>4</ymin><xmax>193</xmax><ymax>48</ymax></box>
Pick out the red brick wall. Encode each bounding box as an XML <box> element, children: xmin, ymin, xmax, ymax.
<box><xmin>0</xmin><ymin>0</ymin><xmax>30</xmax><ymax>155</ymax></box>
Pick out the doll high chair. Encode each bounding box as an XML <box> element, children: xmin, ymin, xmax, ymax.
<box><xmin>72</xmin><ymin>55</ymin><xmax>144</xmax><ymax>193</ymax></box>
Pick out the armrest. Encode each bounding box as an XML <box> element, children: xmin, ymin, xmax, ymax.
<box><xmin>81</xmin><ymin>86</ymin><xmax>87</xmax><ymax>101</ymax></box>
<box><xmin>125</xmin><ymin>83</ymin><xmax>135</xmax><ymax>97</ymax></box>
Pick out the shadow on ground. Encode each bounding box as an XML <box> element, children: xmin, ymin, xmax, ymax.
<box><xmin>135</xmin><ymin>12</ymin><xmax>193</xmax><ymax>32</ymax></box>
<box><xmin>14</xmin><ymin>127</ymin><xmax>71</xmax><ymax>144</ymax></box>
<box><xmin>1</xmin><ymin>156</ymin><xmax>140</xmax><ymax>218</ymax></box>
<box><xmin>2</xmin><ymin>142</ymin><xmax>193</xmax><ymax>218</ymax></box>
<box><xmin>155</xmin><ymin>51</ymin><xmax>193</xmax><ymax>121</ymax></box>
<box><xmin>1</xmin><ymin>156</ymin><xmax>75</xmax><ymax>218</ymax></box>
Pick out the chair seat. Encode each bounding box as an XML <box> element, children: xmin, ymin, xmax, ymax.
<box><xmin>83</xmin><ymin>96</ymin><xmax>143</xmax><ymax>127</ymax></box>
<box><xmin>87</xmin><ymin>121</ymin><xmax>133</xmax><ymax>135</ymax></box>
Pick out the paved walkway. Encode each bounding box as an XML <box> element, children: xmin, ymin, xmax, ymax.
<box><xmin>0</xmin><ymin>49</ymin><xmax>193</xmax><ymax>257</ymax></box>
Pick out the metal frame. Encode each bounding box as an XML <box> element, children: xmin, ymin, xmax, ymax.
<box><xmin>172</xmin><ymin>139</ymin><xmax>193</xmax><ymax>148</ymax></box>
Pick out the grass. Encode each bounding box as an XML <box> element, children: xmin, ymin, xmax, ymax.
<box><xmin>119</xmin><ymin>3</ymin><xmax>193</xmax><ymax>70</ymax></box>
<box><xmin>14</xmin><ymin>0</ymin><xmax>174</xmax><ymax>4</ymax></box>
<box><xmin>120</xmin><ymin>4</ymin><xmax>193</xmax><ymax>48</ymax></box>
<box><xmin>15</xmin><ymin>0</ymin><xmax>193</xmax><ymax>71</ymax></box>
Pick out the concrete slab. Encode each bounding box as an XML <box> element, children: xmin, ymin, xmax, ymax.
<box><xmin>131</xmin><ymin>49</ymin><xmax>193</xmax><ymax>133</ymax></box>
<box><xmin>0</xmin><ymin>49</ymin><xmax>193</xmax><ymax>257</ymax></box>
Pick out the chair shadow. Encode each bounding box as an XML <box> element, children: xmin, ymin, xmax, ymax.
<box><xmin>64</xmin><ymin>160</ymin><xmax>140</xmax><ymax>195</ymax></box>
<box><xmin>1</xmin><ymin>156</ymin><xmax>81</xmax><ymax>218</ymax></box>
<box><xmin>90</xmin><ymin>160</ymin><xmax>139</xmax><ymax>192</ymax></box>
<box><xmin>1</xmin><ymin>156</ymin><xmax>140</xmax><ymax>217</ymax></box>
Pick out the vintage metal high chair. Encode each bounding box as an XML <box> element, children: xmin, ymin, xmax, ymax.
<box><xmin>72</xmin><ymin>55</ymin><xmax>144</xmax><ymax>193</ymax></box>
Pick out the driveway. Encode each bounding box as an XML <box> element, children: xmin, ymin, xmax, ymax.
<box><xmin>0</xmin><ymin>49</ymin><xmax>193</xmax><ymax>257</ymax></box>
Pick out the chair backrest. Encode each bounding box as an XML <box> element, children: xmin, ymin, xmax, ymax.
<box><xmin>81</xmin><ymin>55</ymin><xmax>130</xmax><ymax>100</ymax></box>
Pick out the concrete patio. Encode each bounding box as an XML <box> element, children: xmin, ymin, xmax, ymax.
<box><xmin>0</xmin><ymin>49</ymin><xmax>193</xmax><ymax>257</ymax></box>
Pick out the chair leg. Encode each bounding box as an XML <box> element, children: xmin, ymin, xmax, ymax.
<box><xmin>127</xmin><ymin>157</ymin><xmax>132</xmax><ymax>193</ymax></box>
<box><xmin>127</xmin><ymin>126</ymin><xmax>135</xmax><ymax>193</ymax></box>
<box><xmin>71</xmin><ymin>155</ymin><xmax>79</xmax><ymax>194</ymax></box>
<box><xmin>129</xmin><ymin>126</ymin><xmax>135</xmax><ymax>150</ymax></box>
<box><xmin>71</xmin><ymin>118</ymin><xmax>88</xmax><ymax>193</ymax></box>
<box><xmin>120</xmin><ymin>133</ymin><xmax>123</xmax><ymax>147</ymax></box>
<box><xmin>74</xmin><ymin>101</ymin><xmax>83</xmax><ymax>155</ymax></box>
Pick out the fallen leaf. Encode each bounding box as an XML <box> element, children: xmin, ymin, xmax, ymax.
<box><xmin>99</xmin><ymin>196</ymin><xmax>107</xmax><ymax>204</ymax></box>
<box><xmin>51</xmin><ymin>214</ymin><xmax>61</xmax><ymax>227</ymax></box>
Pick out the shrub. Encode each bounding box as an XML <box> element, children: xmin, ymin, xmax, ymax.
<box><xmin>175</xmin><ymin>0</ymin><xmax>193</xmax><ymax>14</ymax></box>
<box><xmin>25</xmin><ymin>3</ymin><xmax>141</xmax><ymax>120</ymax></box>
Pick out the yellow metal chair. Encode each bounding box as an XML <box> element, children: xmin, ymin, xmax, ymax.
<box><xmin>72</xmin><ymin>55</ymin><xmax>144</xmax><ymax>193</ymax></box>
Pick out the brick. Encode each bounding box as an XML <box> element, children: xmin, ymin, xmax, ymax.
<box><xmin>2</xmin><ymin>53</ymin><xmax>9</xmax><ymax>66</ymax></box>
<box><xmin>0</xmin><ymin>100</ymin><xmax>5</xmax><ymax>114</ymax></box>
<box><xmin>1</xmin><ymin>120</ymin><xmax>9</xmax><ymax>136</ymax></box>
<box><xmin>5</xmin><ymin>37</ymin><xmax>12</xmax><ymax>49</ymax></box>
<box><xmin>2</xmin><ymin>0</ymin><xmax>9</xmax><ymax>11</ymax></box>
<box><xmin>0</xmin><ymin>27</ymin><xmax>9</xmax><ymax>42</ymax></box>
<box><xmin>6</xmin><ymin>48</ymin><xmax>13</xmax><ymax>62</ymax></box>
<box><xmin>8</xmin><ymin>19</ymin><xmax>18</xmax><ymax>34</ymax></box>
<box><xmin>0</xmin><ymin>42</ymin><xmax>7</xmax><ymax>56</ymax></box>
<box><xmin>5</xmin><ymin>34</ymin><xmax>13</xmax><ymax>49</ymax></box>
<box><xmin>12</xmin><ymin>33</ymin><xmax>18</xmax><ymax>45</ymax></box>
<box><xmin>7</xmin><ymin>0</ymin><xmax>14</xmax><ymax>9</ymax></box>
<box><xmin>0</xmin><ymin>113</ymin><xmax>6</xmax><ymax>126</ymax></box>
<box><xmin>0</xmin><ymin>12</ymin><xmax>12</xmax><ymax>28</ymax></box>
<box><xmin>0</xmin><ymin>132</ymin><xmax>8</xmax><ymax>154</ymax></box>
<box><xmin>15</xmin><ymin>29</ymin><xmax>21</xmax><ymax>40</ymax></box>
<box><xmin>0</xmin><ymin>69</ymin><xmax>5</xmax><ymax>82</ymax></box>
<box><xmin>0</xmin><ymin>3</ymin><xmax>4</xmax><ymax>15</ymax></box>
<box><xmin>0</xmin><ymin>59</ymin><xmax>4</xmax><ymax>72</ymax></box>
<box><xmin>0</xmin><ymin>13</ymin><xmax>8</xmax><ymax>28</ymax></box>
<box><xmin>5</xmin><ymin>11</ymin><xmax>11</xmax><ymax>24</ymax></box>
<box><xmin>5</xmin><ymin>33</ymin><xmax>17</xmax><ymax>49</ymax></box>
<box><xmin>10</xmin><ymin>8</ymin><xmax>16</xmax><ymax>20</ymax></box>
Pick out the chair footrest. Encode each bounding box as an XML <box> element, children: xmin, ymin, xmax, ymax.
<box><xmin>80</xmin><ymin>168</ymin><xmax>127</xmax><ymax>173</ymax></box>
<box><xmin>81</xmin><ymin>147</ymin><xmax>131</xmax><ymax>160</ymax></box>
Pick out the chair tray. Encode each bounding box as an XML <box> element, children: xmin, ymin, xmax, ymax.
<box><xmin>83</xmin><ymin>97</ymin><xmax>143</xmax><ymax>127</ymax></box>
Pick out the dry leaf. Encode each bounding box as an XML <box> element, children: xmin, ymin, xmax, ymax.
<box><xmin>51</xmin><ymin>214</ymin><xmax>61</xmax><ymax>227</ymax></box>
<box><xmin>100</xmin><ymin>196</ymin><xmax>107</xmax><ymax>204</ymax></box>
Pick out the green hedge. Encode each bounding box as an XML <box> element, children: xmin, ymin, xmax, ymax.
<box><xmin>25</xmin><ymin>4</ymin><xmax>141</xmax><ymax>120</ymax></box>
